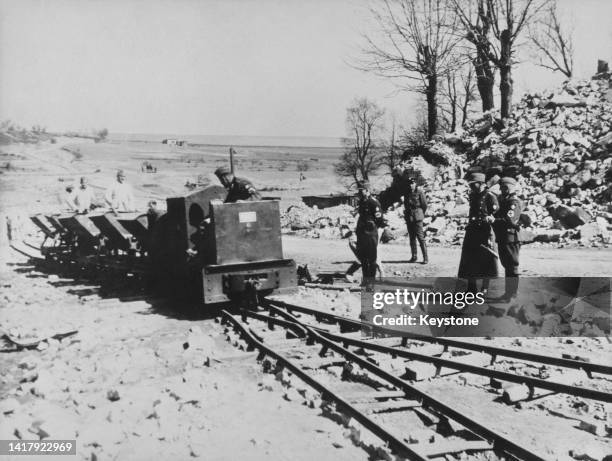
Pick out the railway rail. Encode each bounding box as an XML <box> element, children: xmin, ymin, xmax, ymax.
<box><xmin>247</xmin><ymin>307</ymin><xmax>612</xmax><ymax>403</ymax></box>
<box><xmin>221</xmin><ymin>297</ymin><xmax>611</xmax><ymax>460</ymax></box>
<box><xmin>264</xmin><ymin>299</ymin><xmax>612</xmax><ymax>378</ymax></box>
<box><xmin>224</xmin><ymin>310</ymin><xmax>551</xmax><ymax>460</ymax></box>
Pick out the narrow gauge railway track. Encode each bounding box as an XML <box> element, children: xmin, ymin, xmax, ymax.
<box><xmin>222</xmin><ymin>309</ymin><xmax>551</xmax><ymax>461</ymax></box>
<box><xmin>252</xmin><ymin>302</ymin><xmax>612</xmax><ymax>404</ymax></box>
<box><xmin>264</xmin><ymin>299</ymin><xmax>612</xmax><ymax>378</ymax></box>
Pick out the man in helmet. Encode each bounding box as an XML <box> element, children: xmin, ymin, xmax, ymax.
<box><xmin>491</xmin><ymin>177</ymin><xmax>523</xmax><ymax>301</ymax></box>
<box><xmin>214</xmin><ymin>166</ymin><xmax>261</xmax><ymax>203</ymax></box>
<box><xmin>458</xmin><ymin>172</ymin><xmax>499</xmax><ymax>294</ymax></box>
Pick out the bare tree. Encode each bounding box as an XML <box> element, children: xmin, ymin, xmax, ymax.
<box><xmin>380</xmin><ymin>116</ymin><xmax>403</xmax><ymax>173</ymax></box>
<box><xmin>359</xmin><ymin>0</ymin><xmax>462</xmax><ymax>139</ymax></box>
<box><xmin>452</xmin><ymin>0</ymin><xmax>547</xmax><ymax>118</ymax></box>
<box><xmin>528</xmin><ymin>1</ymin><xmax>573</xmax><ymax>78</ymax></box>
<box><xmin>459</xmin><ymin>66</ymin><xmax>478</xmax><ymax>126</ymax></box>
<box><xmin>334</xmin><ymin>98</ymin><xmax>385</xmax><ymax>182</ymax></box>
<box><xmin>451</xmin><ymin>0</ymin><xmax>497</xmax><ymax>111</ymax></box>
<box><xmin>441</xmin><ymin>72</ymin><xmax>458</xmax><ymax>132</ymax></box>
<box><xmin>398</xmin><ymin>103</ymin><xmax>429</xmax><ymax>159</ymax></box>
<box><xmin>440</xmin><ymin>65</ymin><xmax>478</xmax><ymax>131</ymax></box>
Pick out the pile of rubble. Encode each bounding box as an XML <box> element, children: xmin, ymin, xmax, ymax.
<box><xmin>435</xmin><ymin>68</ymin><xmax>612</xmax><ymax>247</ymax></box>
<box><xmin>284</xmin><ymin>69</ymin><xmax>612</xmax><ymax>248</ymax></box>
<box><xmin>281</xmin><ymin>203</ymin><xmax>357</xmax><ymax>239</ymax></box>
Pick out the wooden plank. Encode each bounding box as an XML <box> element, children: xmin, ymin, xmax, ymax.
<box><xmin>418</xmin><ymin>440</ymin><xmax>493</xmax><ymax>457</ymax></box>
<box><xmin>344</xmin><ymin>390</ymin><xmax>407</xmax><ymax>402</ymax></box>
<box><xmin>353</xmin><ymin>399</ymin><xmax>421</xmax><ymax>414</ymax></box>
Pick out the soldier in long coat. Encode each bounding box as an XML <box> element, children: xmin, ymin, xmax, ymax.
<box><xmin>491</xmin><ymin>177</ymin><xmax>524</xmax><ymax>301</ymax></box>
<box><xmin>458</xmin><ymin>172</ymin><xmax>499</xmax><ymax>294</ymax></box>
<box><xmin>354</xmin><ymin>180</ymin><xmax>386</xmax><ymax>287</ymax></box>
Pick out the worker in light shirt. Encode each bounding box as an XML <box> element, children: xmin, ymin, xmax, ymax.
<box><xmin>74</xmin><ymin>176</ymin><xmax>95</xmax><ymax>213</ymax></box>
<box><xmin>105</xmin><ymin>169</ymin><xmax>135</xmax><ymax>212</ymax></box>
<box><xmin>62</xmin><ymin>184</ymin><xmax>78</xmax><ymax>211</ymax></box>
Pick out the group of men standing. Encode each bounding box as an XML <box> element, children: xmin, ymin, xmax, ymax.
<box><xmin>459</xmin><ymin>173</ymin><xmax>523</xmax><ymax>301</ymax></box>
<box><xmin>63</xmin><ymin>169</ymin><xmax>136</xmax><ymax>213</ymax></box>
<box><xmin>352</xmin><ymin>165</ymin><xmax>523</xmax><ymax>300</ymax></box>
<box><xmin>63</xmin><ymin>166</ymin><xmax>260</xmax><ymax>215</ymax></box>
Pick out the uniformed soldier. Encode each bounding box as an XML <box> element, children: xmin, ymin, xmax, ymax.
<box><xmin>457</xmin><ymin>172</ymin><xmax>499</xmax><ymax>294</ymax></box>
<box><xmin>379</xmin><ymin>168</ymin><xmax>429</xmax><ymax>264</ymax></box>
<box><xmin>214</xmin><ymin>166</ymin><xmax>261</xmax><ymax>203</ymax></box>
<box><xmin>405</xmin><ymin>178</ymin><xmax>428</xmax><ymax>264</ymax></box>
<box><xmin>492</xmin><ymin>176</ymin><xmax>523</xmax><ymax>301</ymax></box>
<box><xmin>354</xmin><ymin>180</ymin><xmax>386</xmax><ymax>287</ymax></box>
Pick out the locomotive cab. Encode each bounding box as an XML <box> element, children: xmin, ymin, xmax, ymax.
<box><xmin>202</xmin><ymin>200</ymin><xmax>296</xmax><ymax>303</ymax></box>
<box><xmin>149</xmin><ymin>186</ymin><xmax>297</xmax><ymax>304</ymax></box>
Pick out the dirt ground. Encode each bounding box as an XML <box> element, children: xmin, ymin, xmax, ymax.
<box><xmin>282</xmin><ymin>235</ymin><xmax>612</xmax><ymax>277</ymax></box>
<box><xmin>1</xmin><ymin>139</ymin><xmax>611</xmax><ymax>461</ymax></box>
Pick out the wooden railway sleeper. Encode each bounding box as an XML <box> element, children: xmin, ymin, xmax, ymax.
<box><xmin>257</xmin><ymin>303</ymin><xmax>557</xmax><ymax>461</ymax></box>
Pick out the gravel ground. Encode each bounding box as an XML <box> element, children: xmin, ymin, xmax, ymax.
<box><xmin>1</xmin><ymin>236</ymin><xmax>611</xmax><ymax>461</ymax></box>
<box><xmin>1</xmin><ymin>140</ymin><xmax>610</xmax><ymax>461</ymax></box>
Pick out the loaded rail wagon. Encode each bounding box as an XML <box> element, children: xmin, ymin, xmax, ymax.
<box><xmin>30</xmin><ymin>186</ymin><xmax>297</xmax><ymax>304</ymax></box>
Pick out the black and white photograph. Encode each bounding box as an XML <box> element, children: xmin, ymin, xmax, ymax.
<box><xmin>0</xmin><ymin>0</ymin><xmax>611</xmax><ymax>460</ymax></box>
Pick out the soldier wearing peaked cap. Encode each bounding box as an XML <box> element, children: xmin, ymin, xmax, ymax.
<box><xmin>458</xmin><ymin>172</ymin><xmax>499</xmax><ymax>294</ymax></box>
<box><xmin>353</xmin><ymin>180</ymin><xmax>387</xmax><ymax>287</ymax></box>
<box><xmin>214</xmin><ymin>166</ymin><xmax>261</xmax><ymax>203</ymax></box>
<box><xmin>379</xmin><ymin>169</ymin><xmax>428</xmax><ymax>264</ymax></box>
<box><xmin>404</xmin><ymin>176</ymin><xmax>428</xmax><ymax>264</ymax></box>
<box><xmin>491</xmin><ymin>176</ymin><xmax>523</xmax><ymax>301</ymax></box>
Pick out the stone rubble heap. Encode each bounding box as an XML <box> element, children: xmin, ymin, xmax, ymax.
<box><xmin>281</xmin><ymin>203</ymin><xmax>357</xmax><ymax>239</ymax></box>
<box><xmin>283</xmin><ymin>70</ymin><xmax>612</xmax><ymax>248</ymax></box>
<box><xmin>438</xmin><ymin>69</ymin><xmax>612</xmax><ymax>247</ymax></box>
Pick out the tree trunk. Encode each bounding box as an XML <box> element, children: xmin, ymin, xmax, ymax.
<box><xmin>473</xmin><ymin>55</ymin><xmax>495</xmax><ymax>112</ymax></box>
<box><xmin>461</xmin><ymin>96</ymin><xmax>470</xmax><ymax>128</ymax></box>
<box><xmin>361</xmin><ymin>162</ymin><xmax>368</xmax><ymax>181</ymax></box>
<box><xmin>499</xmin><ymin>64</ymin><xmax>512</xmax><ymax>118</ymax></box>
<box><xmin>426</xmin><ymin>75</ymin><xmax>438</xmax><ymax>139</ymax></box>
<box><xmin>447</xmin><ymin>73</ymin><xmax>457</xmax><ymax>132</ymax></box>
<box><xmin>499</xmin><ymin>30</ymin><xmax>513</xmax><ymax>118</ymax></box>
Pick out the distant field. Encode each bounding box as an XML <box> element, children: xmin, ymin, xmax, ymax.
<box><xmin>107</xmin><ymin>133</ymin><xmax>344</xmax><ymax>149</ymax></box>
<box><xmin>99</xmin><ymin>139</ymin><xmax>349</xmax><ymax>201</ymax></box>
<box><xmin>1</xmin><ymin>136</ymin><xmax>381</xmax><ymax>214</ymax></box>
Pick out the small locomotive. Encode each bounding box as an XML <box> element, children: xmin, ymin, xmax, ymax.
<box><xmin>30</xmin><ymin>186</ymin><xmax>297</xmax><ymax>304</ymax></box>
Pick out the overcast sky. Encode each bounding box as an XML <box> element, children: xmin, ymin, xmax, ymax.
<box><xmin>0</xmin><ymin>0</ymin><xmax>610</xmax><ymax>137</ymax></box>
